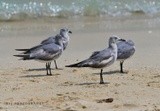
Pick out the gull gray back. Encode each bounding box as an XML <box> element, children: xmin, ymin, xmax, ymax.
<box><xmin>117</xmin><ymin>40</ymin><xmax>135</xmax><ymax>60</ymax></box>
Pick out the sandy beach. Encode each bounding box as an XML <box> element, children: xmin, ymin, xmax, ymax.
<box><xmin>0</xmin><ymin>16</ymin><xmax>160</xmax><ymax>111</ymax></box>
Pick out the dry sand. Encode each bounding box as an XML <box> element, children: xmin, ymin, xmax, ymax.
<box><xmin>0</xmin><ymin>16</ymin><xmax>160</xmax><ymax>111</ymax></box>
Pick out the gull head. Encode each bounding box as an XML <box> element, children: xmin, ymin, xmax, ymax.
<box><xmin>60</xmin><ymin>28</ymin><xmax>72</xmax><ymax>36</ymax></box>
<box><xmin>109</xmin><ymin>36</ymin><xmax>126</xmax><ymax>48</ymax></box>
<box><xmin>109</xmin><ymin>36</ymin><xmax>126</xmax><ymax>44</ymax></box>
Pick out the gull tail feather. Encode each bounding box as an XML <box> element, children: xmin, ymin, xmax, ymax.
<box><xmin>15</xmin><ymin>49</ymin><xmax>29</xmax><ymax>51</ymax></box>
<box><xmin>13</xmin><ymin>54</ymin><xmax>31</xmax><ymax>60</ymax></box>
<box><xmin>65</xmin><ymin>59</ymin><xmax>90</xmax><ymax>67</ymax></box>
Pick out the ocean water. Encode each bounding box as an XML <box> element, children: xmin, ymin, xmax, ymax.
<box><xmin>0</xmin><ymin>0</ymin><xmax>160</xmax><ymax>21</ymax></box>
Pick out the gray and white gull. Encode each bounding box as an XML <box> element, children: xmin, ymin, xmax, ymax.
<box><xmin>14</xmin><ymin>34</ymin><xmax>64</xmax><ymax>75</ymax></box>
<box><xmin>66</xmin><ymin>36</ymin><xmax>125</xmax><ymax>84</ymax></box>
<box><xmin>117</xmin><ymin>39</ymin><xmax>135</xmax><ymax>73</ymax></box>
<box><xmin>40</xmin><ymin>28</ymin><xmax>72</xmax><ymax>69</ymax></box>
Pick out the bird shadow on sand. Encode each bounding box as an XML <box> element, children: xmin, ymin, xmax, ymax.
<box><xmin>20</xmin><ymin>74</ymin><xmax>49</xmax><ymax>78</ymax></box>
<box><xmin>75</xmin><ymin>82</ymin><xmax>110</xmax><ymax>86</ymax></box>
<box><xmin>93</xmin><ymin>70</ymin><xmax>127</xmax><ymax>75</ymax></box>
<box><xmin>19</xmin><ymin>73</ymin><xmax>60</xmax><ymax>78</ymax></box>
<box><xmin>26</xmin><ymin>68</ymin><xmax>63</xmax><ymax>71</ymax></box>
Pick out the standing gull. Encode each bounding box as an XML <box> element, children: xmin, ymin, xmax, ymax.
<box><xmin>16</xmin><ymin>28</ymin><xmax>72</xmax><ymax>69</ymax></box>
<box><xmin>117</xmin><ymin>39</ymin><xmax>135</xmax><ymax>73</ymax></box>
<box><xmin>66</xmin><ymin>36</ymin><xmax>125</xmax><ymax>84</ymax></box>
<box><xmin>14</xmin><ymin>35</ymin><xmax>63</xmax><ymax>75</ymax></box>
<box><xmin>40</xmin><ymin>28</ymin><xmax>72</xmax><ymax>69</ymax></box>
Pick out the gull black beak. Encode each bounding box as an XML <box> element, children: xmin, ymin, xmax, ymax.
<box><xmin>69</xmin><ymin>31</ymin><xmax>72</xmax><ymax>34</ymax></box>
<box><xmin>119</xmin><ymin>39</ymin><xmax>126</xmax><ymax>42</ymax></box>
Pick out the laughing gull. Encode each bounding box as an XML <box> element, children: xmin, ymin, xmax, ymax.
<box><xmin>16</xmin><ymin>28</ymin><xmax>72</xmax><ymax>69</ymax></box>
<box><xmin>40</xmin><ymin>28</ymin><xmax>72</xmax><ymax>69</ymax></box>
<box><xmin>14</xmin><ymin>35</ymin><xmax>63</xmax><ymax>75</ymax></box>
<box><xmin>117</xmin><ymin>39</ymin><xmax>135</xmax><ymax>73</ymax></box>
<box><xmin>66</xmin><ymin>36</ymin><xmax>125</xmax><ymax>84</ymax></box>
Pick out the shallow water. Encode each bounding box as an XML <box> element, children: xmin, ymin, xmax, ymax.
<box><xmin>1</xmin><ymin>0</ymin><xmax>160</xmax><ymax>21</ymax></box>
<box><xmin>0</xmin><ymin>15</ymin><xmax>160</xmax><ymax>36</ymax></box>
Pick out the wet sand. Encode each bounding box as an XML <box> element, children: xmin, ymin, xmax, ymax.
<box><xmin>0</xmin><ymin>16</ymin><xmax>160</xmax><ymax>111</ymax></box>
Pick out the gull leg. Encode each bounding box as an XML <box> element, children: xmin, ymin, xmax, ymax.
<box><xmin>100</xmin><ymin>69</ymin><xmax>104</xmax><ymax>84</ymax></box>
<box><xmin>46</xmin><ymin>63</ymin><xmax>48</xmax><ymax>75</ymax></box>
<box><xmin>120</xmin><ymin>61</ymin><xmax>124</xmax><ymax>73</ymax></box>
<box><xmin>49</xmin><ymin>62</ymin><xmax>52</xmax><ymax>75</ymax></box>
<box><xmin>54</xmin><ymin>60</ymin><xmax>58</xmax><ymax>69</ymax></box>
